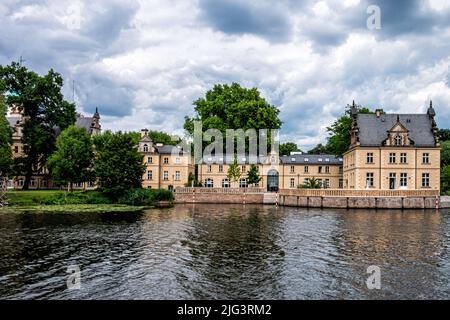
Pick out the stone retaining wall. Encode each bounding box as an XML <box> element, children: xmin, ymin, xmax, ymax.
<box><xmin>175</xmin><ymin>192</ymin><xmax>264</xmax><ymax>204</ymax></box>
<box><xmin>280</xmin><ymin>195</ymin><xmax>440</xmax><ymax>209</ymax></box>
<box><xmin>174</xmin><ymin>192</ymin><xmax>442</xmax><ymax>209</ymax></box>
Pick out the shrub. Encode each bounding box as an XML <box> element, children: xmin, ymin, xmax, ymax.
<box><xmin>119</xmin><ymin>188</ymin><xmax>173</xmax><ymax>206</ymax></box>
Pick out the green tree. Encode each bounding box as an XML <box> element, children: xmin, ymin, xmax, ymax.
<box><xmin>441</xmin><ymin>140</ymin><xmax>450</xmax><ymax>167</ymax></box>
<box><xmin>226</xmin><ymin>156</ymin><xmax>241</xmax><ymax>187</ymax></box>
<box><xmin>0</xmin><ymin>86</ymin><xmax>12</xmax><ymax>178</ymax></box>
<box><xmin>47</xmin><ymin>126</ymin><xmax>94</xmax><ymax>191</ymax></box>
<box><xmin>441</xmin><ymin>165</ymin><xmax>450</xmax><ymax>194</ymax></box>
<box><xmin>438</xmin><ymin>129</ymin><xmax>450</xmax><ymax>142</ymax></box>
<box><xmin>94</xmin><ymin>131</ymin><xmax>145</xmax><ymax>200</ymax></box>
<box><xmin>0</xmin><ymin>62</ymin><xmax>76</xmax><ymax>189</ymax></box>
<box><xmin>308</xmin><ymin>143</ymin><xmax>329</xmax><ymax>155</ymax></box>
<box><xmin>246</xmin><ymin>164</ymin><xmax>261</xmax><ymax>186</ymax></box>
<box><xmin>325</xmin><ymin>104</ymin><xmax>376</xmax><ymax>156</ymax></box>
<box><xmin>280</xmin><ymin>142</ymin><xmax>301</xmax><ymax>156</ymax></box>
<box><xmin>300</xmin><ymin>177</ymin><xmax>322</xmax><ymax>189</ymax></box>
<box><xmin>184</xmin><ymin>83</ymin><xmax>282</xmax><ymax>150</ymax></box>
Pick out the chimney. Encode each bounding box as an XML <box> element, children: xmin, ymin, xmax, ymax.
<box><xmin>141</xmin><ymin>128</ymin><xmax>149</xmax><ymax>137</ymax></box>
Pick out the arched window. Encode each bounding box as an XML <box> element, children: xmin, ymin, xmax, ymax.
<box><xmin>143</xmin><ymin>144</ymin><xmax>148</xmax><ymax>152</ymax></box>
<box><xmin>221</xmin><ymin>178</ymin><xmax>230</xmax><ymax>188</ymax></box>
<box><xmin>395</xmin><ymin>135</ymin><xmax>402</xmax><ymax>146</ymax></box>
<box><xmin>204</xmin><ymin>178</ymin><xmax>214</xmax><ymax>188</ymax></box>
<box><xmin>239</xmin><ymin>178</ymin><xmax>248</xmax><ymax>188</ymax></box>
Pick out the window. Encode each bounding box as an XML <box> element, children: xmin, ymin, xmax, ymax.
<box><xmin>290</xmin><ymin>166</ymin><xmax>295</xmax><ymax>173</ymax></box>
<box><xmin>423</xmin><ymin>153</ymin><xmax>430</xmax><ymax>164</ymax></box>
<box><xmin>147</xmin><ymin>170</ymin><xmax>153</xmax><ymax>180</ymax></box>
<box><xmin>143</xmin><ymin>144</ymin><xmax>148</xmax><ymax>152</ymax></box>
<box><xmin>88</xmin><ymin>181</ymin><xmax>94</xmax><ymax>187</ymax></box>
<box><xmin>175</xmin><ymin>158</ymin><xmax>181</xmax><ymax>164</ymax></box>
<box><xmin>339</xmin><ymin>166</ymin><xmax>343</xmax><ymax>174</ymax></box>
<box><xmin>221</xmin><ymin>178</ymin><xmax>230</xmax><ymax>188</ymax></box>
<box><xmin>400</xmin><ymin>153</ymin><xmax>407</xmax><ymax>164</ymax></box>
<box><xmin>205</xmin><ymin>178</ymin><xmax>214</xmax><ymax>188</ymax></box>
<box><xmin>304</xmin><ymin>166</ymin><xmax>309</xmax><ymax>173</ymax></box>
<box><xmin>367</xmin><ymin>152</ymin><xmax>374</xmax><ymax>163</ymax></box>
<box><xmin>218</xmin><ymin>165</ymin><xmax>223</xmax><ymax>173</ymax></box>
<box><xmin>163</xmin><ymin>157</ymin><xmax>169</xmax><ymax>164</ymax></box>
<box><xmin>324</xmin><ymin>179</ymin><xmax>330</xmax><ymax>189</ymax></box>
<box><xmin>389</xmin><ymin>173</ymin><xmax>397</xmax><ymax>189</ymax></box>
<box><xmin>175</xmin><ymin>171</ymin><xmax>180</xmax><ymax>181</ymax></box>
<box><xmin>400</xmin><ymin>173</ymin><xmax>407</xmax><ymax>187</ymax></box>
<box><xmin>163</xmin><ymin>171</ymin><xmax>169</xmax><ymax>181</ymax></box>
<box><xmin>241</xmin><ymin>165</ymin><xmax>246</xmax><ymax>173</ymax></box>
<box><xmin>304</xmin><ymin>158</ymin><xmax>309</xmax><ymax>162</ymax></box>
<box><xmin>14</xmin><ymin>146</ymin><xmax>19</xmax><ymax>153</ymax></box>
<box><xmin>147</xmin><ymin>156</ymin><xmax>153</xmax><ymax>164</ymax></box>
<box><xmin>18</xmin><ymin>179</ymin><xmax>24</xmax><ymax>187</ymax></box>
<box><xmin>325</xmin><ymin>166</ymin><xmax>330</xmax><ymax>174</ymax></box>
<box><xmin>395</xmin><ymin>135</ymin><xmax>402</xmax><ymax>146</ymax></box>
<box><xmin>422</xmin><ymin>173</ymin><xmax>430</xmax><ymax>187</ymax></box>
<box><xmin>389</xmin><ymin>153</ymin><xmax>396</xmax><ymax>164</ymax></box>
<box><xmin>366</xmin><ymin>173</ymin><xmax>374</xmax><ymax>188</ymax></box>
<box><xmin>42</xmin><ymin>179</ymin><xmax>48</xmax><ymax>187</ymax></box>
<box><xmin>239</xmin><ymin>179</ymin><xmax>248</xmax><ymax>188</ymax></box>
<box><xmin>289</xmin><ymin>178</ymin><xmax>295</xmax><ymax>188</ymax></box>
<box><xmin>207</xmin><ymin>165</ymin><xmax>212</xmax><ymax>173</ymax></box>
<box><xmin>318</xmin><ymin>166</ymin><xmax>323</xmax><ymax>174</ymax></box>
<box><xmin>339</xmin><ymin>179</ymin><xmax>344</xmax><ymax>189</ymax></box>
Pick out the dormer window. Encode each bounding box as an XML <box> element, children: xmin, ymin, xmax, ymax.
<box><xmin>395</xmin><ymin>135</ymin><xmax>402</xmax><ymax>146</ymax></box>
<box><xmin>143</xmin><ymin>144</ymin><xmax>148</xmax><ymax>152</ymax></box>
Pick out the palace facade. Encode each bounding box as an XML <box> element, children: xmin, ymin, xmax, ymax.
<box><xmin>343</xmin><ymin>102</ymin><xmax>440</xmax><ymax>191</ymax></box>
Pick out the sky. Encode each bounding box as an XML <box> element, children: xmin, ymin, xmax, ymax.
<box><xmin>1</xmin><ymin>0</ymin><xmax>450</xmax><ymax>151</ymax></box>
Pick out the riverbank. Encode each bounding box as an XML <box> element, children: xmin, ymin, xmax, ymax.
<box><xmin>1</xmin><ymin>189</ymin><xmax>173</xmax><ymax>213</ymax></box>
<box><xmin>0</xmin><ymin>204</ymin><xmax>146</xmax><ymax>214</ymax></box>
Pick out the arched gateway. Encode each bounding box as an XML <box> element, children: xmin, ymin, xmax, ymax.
<box><xmin>267</xmin><ymin>169</ymin><xmax>279</xmax><ymax>192</ymax></box>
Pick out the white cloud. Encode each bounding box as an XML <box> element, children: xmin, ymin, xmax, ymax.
<box><xmin>1</xmin><ymin>0</ymin><xmax>450</xmax><ymax>151</ymax></box>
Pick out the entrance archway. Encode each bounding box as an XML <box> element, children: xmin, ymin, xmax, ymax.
<box><xmin>267</xmin><ymin>169</ymin><xmax>279</xmax><ymax>192</ymax></box>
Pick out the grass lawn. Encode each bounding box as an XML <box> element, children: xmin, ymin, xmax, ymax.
<box><xmin>5</xmin><ymin>190</ymin><xmax>111</xmax><ymax>206</ymax></box>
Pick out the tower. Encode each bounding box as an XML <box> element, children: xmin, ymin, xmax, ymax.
<box><xmin>90</xmin><ymin>107</ymin><xmax>101</xmax><ymax>135</ymax></box>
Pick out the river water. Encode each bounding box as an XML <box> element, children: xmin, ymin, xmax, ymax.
<box><xmin>0</xmin><ymin>204</ymin><xmax>449</xmax><ymax>300</ymax></box>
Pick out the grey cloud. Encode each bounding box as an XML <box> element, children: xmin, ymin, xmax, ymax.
<box><xmin>198</xmin><ymin>0</ymin><xmax>292</xmax><ymax>42</ymax></box>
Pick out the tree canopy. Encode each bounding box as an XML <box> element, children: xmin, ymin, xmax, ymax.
<box><xmin>0</xmin><ymin>87</ymin><xmax>12</xmax><ymax>177</ymax></box>
<box><xmin>280</xmin><ymin>142</ymin><xmax>301</xmax><ymax>156</ymax></box>
<box><xmin>184</xmin><ymin>83</ymin><xmax>282</xmax><ymax>151</ymax></box>
<box><xmin>0</xmin><ymin>62</ymin><xmax>76</xmax><ymax>189</ymax></box>
<box><xmin>441</xmin><ymin>140</ymin><xmax>450</xmax><ymax>167</ymax></box>
<box><xmin>246</xmin><ymin>164</ymin><xmax>261</xmax><ymax>186</ymax></box>
<box><xmin>47</xmin><ymin>125</ymin><xmax>94</xmax><ymax>190</ymax></box>
<box><xmin>438</xmin><ymin>129</ymin><xmax>450</xmax><ymax>142</ymax></box>
<box><xmin>94</xmin><ymin>131</ymin><xmax>145</xmax><ymax>200</ymax></box>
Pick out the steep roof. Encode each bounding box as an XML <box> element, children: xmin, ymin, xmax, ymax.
<box><xmin>156</xmin><ymin>145</ymin><xmax>188</xmax><ymax>155</ymax></box>
<box><xmin>356</xmin><ymin>114</ymin><xmax>436</xmax><ymax>147</ymax></box>
<box><xmin>75</xmin><ymin>116</ymin><xmax>95</xmax><ymax>134</ymax></box>
<box><xmin>280</xmin><ymin>154</ymin><xmax>343</xmax><ymax>165</ymax></box>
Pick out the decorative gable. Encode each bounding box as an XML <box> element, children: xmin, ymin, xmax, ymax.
<box><xmin>383</xmin><ymin>118</ymin><xmax>414</xmax><ymax>146</ymax></box>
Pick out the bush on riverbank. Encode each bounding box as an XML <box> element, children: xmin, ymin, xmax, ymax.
<box><xmin>119</xmin><ymin>188</ymin><xmax>174</xmax><ymax>206</ymax></box>
<box><xmin>6</xmin><ymin>188</ymin><xmax>173</xmax><ymax>207</ymax></box>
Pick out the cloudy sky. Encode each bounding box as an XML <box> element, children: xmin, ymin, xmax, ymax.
<box><xmin>1</xmin><ymin>0</ymin><xmax>450</xmax><ymax>150</ymax></box>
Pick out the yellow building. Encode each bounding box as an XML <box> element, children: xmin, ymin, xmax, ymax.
<box><xmin>139</xmin><ymin>129</ymin><xmax>194</xmax><ymax>190</ymax></box>
<box><xmin>6</xmin><ymin>104</ymin><xmax>101</xmax><ymax>189</ymax></box>
<box><xmin>343</xmin><ymin>102</ymin><xmax>441</xmax><ymax>191</ymax></box>
<box><xmin>198</xmin><ymin>151</ymin><xmax>343</xmax><ymax>191</ymax></box>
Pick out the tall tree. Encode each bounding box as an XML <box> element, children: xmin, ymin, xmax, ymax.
<box><xmin>441</xmin><ymin>140</ymin><xmax>450</xmax><ymax>167</ymax></box>
<box><xmin>300</xmin><ymin>177</ymin><xmax>322</xmax><ymax>189</ymax></box>
<box><xmin>47</xmin><ymin>126</ymin><xmax>94</xmax><ymax>191</ymax></box>
<box><xmin>246</xmin><ymin>164</ymin><xmax>261</xmax><ymax>186</ymax></box>
<box><xmin>94</xmin><ymin>131</ymin><xmax>145</xmax><ymax>200</ymax></box>
<box><xmin>438</xmin><ymin>129</ymin><xmax>450</xmax><ymax>142</ymax></box>
<box><xmin>0</xmin><ymin>62</ymin><xmax>76</xmax><ymax>189</ymax></box>
<box><xmin>0</xmin><ymin>86</ymin><xmax>12</xmax><ymax>178</ymax></box>
<box><xmin>226</xmin><ymin>156</ymin><xmax>241</xmax><ymax>188</ymax></box>
<box><xmin>441</xmin><ymin>165</ymin><xmax>450</xmax><ymax>194</ymax></box>
<box><xmin>280</xmin><ymin>142</ymin><xmax>301</xmax><ymax>156</ymax></box>
<box><xmin>308</xmin><ymin>143</ymin><xmax>329</xmax><ymax>155</ymax></box>
<box><xmin>184</xmin><ymin>83</ymin><xmax>282</xmax><ymax>151</ymax></box>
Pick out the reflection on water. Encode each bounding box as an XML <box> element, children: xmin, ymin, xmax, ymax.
<box><xmin>0</xmin><ymin>205</ymin><xmax>449</xmax><ymax>299</ymax></box>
